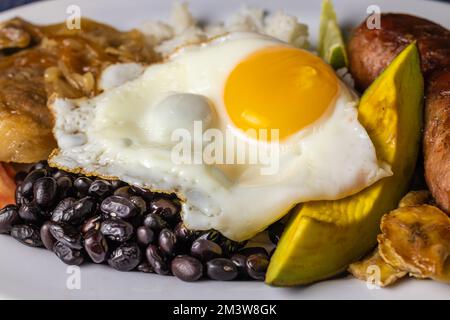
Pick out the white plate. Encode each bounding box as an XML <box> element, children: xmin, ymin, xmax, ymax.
<box><xmin>1</xmin><ymin>0</ymin><xmax>449</xmax><ymax>300</ymax></box>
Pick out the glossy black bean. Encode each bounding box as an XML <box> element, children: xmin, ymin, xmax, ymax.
<box><xmin>21</xmin><ymin>169</ymin><xmax>47</xmax><ymax>197</ymax></box>
<box><xmin>101</xmin><ymin>196</ymin><xmax>138</xmax><ymax>219</ymax></box>
<box><xmin>81</xmin><ymin>215</ymin><xmax>102</xmax><ymax>234</ymax></box>
<box><xmin>143</xmin><ymin>213</ymin><xmax>168</xmax><ymax>231</ymax></box>
<box><xmin>129</xmin><ymin>196</ymin><xmax>146</xmax><ymax>215</ymax></box>
<box><xmin>31</xmin><ymin>161</ymin><xmax>47</xmax><ymax>171</ymax></box>
<box><xmin>40</xmin><ymin>221</ymin><xmax>57</xmax><ymax>251</ymax></box>
<box><xmin>48</xmin><ymin>222</ymin><xmax>82</xmax><ymax>249</ymax></box>
<box><xmin>206</xmin><ymin>258</ymin><xmax>238</xmax><ymax>281</ymax></box>
<box><xmin>130</xmin><ymin>186</ymin><xmax>154</xmax><ymax>201</ymax></box>
<box><xmin>61</xmin><ymin>197</ymin><xmax>97</xmax><ymax>225</ymax></box>
<box><xmin>245</xmin><ymin>254</ymin><xmax>269</xmax><ymax>280</ymax></box>
<box><xmin>10</xmin><ymin>224</ymin><xmax>43</xmax><ymax>247</ymax></box>
<box><xmin>88</xmin><ymin>180</ymin><xmax>113</xmax><ymax>198</ymax></box>
<box><xmin>191</xmin><ymin>239</ymin><xmax>222</xmax><ymax>262</ymax></box>
<box><xmin>0</xmin><ymin>205</ymin><xmax>21</xmax><ymax>234</ymax></box>
<box><xmin>14</xmin><ymin>171</ymin><xmax>27</xmax><ymax>185</ymax></box>
<box><xmin>196</xmin><ymin>230</ymin><xmax>222</xmax><ymax>243</ymax></box>
<box><xmin>158</xmin><ymin>228</ymin><xmax>177</xmax><ymax>255</ymax></box>
<box><xmin>73</xmin><ymin>177</ymin><xmax>93</xmax><ymax>197</ymax></box>
<box><xmin>171</xmin><ymin>255</ymin><xmax>203</xmax><ymax>282</ymax></box>
<box><xmin>149</xmin><ymin>198</ymin><xmax>180</xmax><ymax>224</ymax></box>
<box><xmin>51</xmin><ymin>198</ymin><xmax>76</xmax><ymax>223</ymax></box>
<box><xmin>33</xmin><ymin>177</ymin><xmax>57</xmax><ymax>207</ymax></box>
<box><xmin>84</xmin><ymin>230</ymin><xmax>108</xmax><ymax>263</ymax></box>
<box><xmin>136</xmin><ymin>226</ymin><xmax>155</xmax><ymax>247</ymax></box>
<box><xmin>18</xmin><ymin>202</ymin><xmax>44</xmax><ymax>224</ymax></box>
<box><xmin>237</xmin><ymin>247</ymin><xmax>268</xmax><ymax>258</ymax></box>
<box><xmin>145</xmin><ymin>245</ymin><xmax>170</xmax><ymax>275</ymax></box>
<box><xmin>52</xmin><ymin>170</ymin><xmax>72</xmax><ymax>180</ymax></box>
<box><xmin>113</xmin><ymin>186</ymin><xmax>134</xmax><ymax>198</ymax></box>
<box><xmin>53</xmin><ymin>241</ymin><xmax>84</xmax><ymax>265</ymax></box>
<box><xmin>108</xmin><ymin>243</ymin><xmax>142</xmax><ymax>271</ymax></box>
<box><xmin>230</xmin><ymin>253</ymin><xmax>248</xmax><ymax>278</ymax></box>
<box><xmin>174</xmin><ymin>222</ymin><xmax>194</xmax><ymax>243</ymax></box>
<box><xmin>100</xmin><ymin>219</ymin><xmax>134</xmax><ymax>242</ymax></box>
<box><xmin>137</xmin><ymin>262</ymin><xmax>154</xmax><ymax>273</ymax></box>
<box><xmin>268</xmin><ymin>222</ymin><xmax>285</xmax><ymax>245</ymax></box>
<box><xmin>110</xmin><ymin>180</ymin><xmax>127</xmax><ymax>190</ymax></box>
<box><xmin>56</xmin><ymin>176</ymin><xmax>75</xmax><ymax>198</ymax></box>
<box><xmin>15</xmin><ymin>185</ymin><xmax>29</xmax><ymax>206</ymax></box>
<box><xmin>220</xmin><ymin>238</ymin><xmax>248</xmax><ymax>255</ymax></box>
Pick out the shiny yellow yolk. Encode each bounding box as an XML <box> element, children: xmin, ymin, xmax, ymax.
<box><xmin>224</xmin><ymin>46</ymin><xmax>339</xmax><ymax>140</ymax></box>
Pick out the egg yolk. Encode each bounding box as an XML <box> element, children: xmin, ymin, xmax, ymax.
<box><xmin>224</xmin><ymin>46</ymin><xmax>339</xmax><ymax>140</ymax></box>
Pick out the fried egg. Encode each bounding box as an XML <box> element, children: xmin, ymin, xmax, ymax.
<box><xmin>49</xmin><ymin>32</ymin><xmax>390</xmax><ymax>241</ymax></box>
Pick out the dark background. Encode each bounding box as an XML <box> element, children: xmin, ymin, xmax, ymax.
<box><xmin>0</xmin><ymin>0</ymin><xmax>449</xmax><ymax>12</ymax></box>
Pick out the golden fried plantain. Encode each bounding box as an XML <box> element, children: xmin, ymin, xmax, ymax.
<box><xmin>378</xmin><ymin>205</ymin><xmax>450</xmax><ymax>283</ymax></box>
<box><xmin>0</xmin><ymin>18</ymin><xmax>157</xmax><ymax>163</ymax></box>
<box><xmin>398</xmin><ymin>190</ymin><xmax>432</xmax><ymax>208</ymax></box>
<box><xmin>348</xmin><ymin>249</ymin><xmax>407</xmax><ymax>287</ymax></box>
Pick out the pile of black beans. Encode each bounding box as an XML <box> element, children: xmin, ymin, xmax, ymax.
<box><xmin>0</xmin><ymin>161</ymin><xmax>285</xmax><ymax>282</ymax></box>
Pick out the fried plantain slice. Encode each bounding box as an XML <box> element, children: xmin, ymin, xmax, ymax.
<box><xmin>378</xmin><ymin>205</ymin><xmax>450</xmax><ymax>283</ymax></box>
<box><xmin>398</xmin><ymin>190</ymin><xmax>432</xmax><ymax>208</ymax></box>
<box><xmin>348</xmin><ymin>248</ymin><xmax>407</xmax><ymax>287</ymax></box>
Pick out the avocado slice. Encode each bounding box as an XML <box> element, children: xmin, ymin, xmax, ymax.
<box><xmin>266</xmin><ymin>43</ymin><xmax>424</xmax><ymax>286</ymax></box>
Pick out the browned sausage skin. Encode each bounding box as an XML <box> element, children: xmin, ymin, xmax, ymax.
<box><xmin>348</xmin><ymin>13</ymin><xmax>450</xmax><ymax>213</ymax></box>
<box><xmin>424</xmin><ymin>69</ymin><xmax>450</xmax><ymax>212</ymax></box>
<box><xmin>348</xmin><ymin>13</ymin><xmax>450</xmax><ymax>91</ymax></box>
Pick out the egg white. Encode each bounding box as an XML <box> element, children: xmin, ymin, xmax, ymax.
<box><xmin>49</xmin><ymin>32</ymin><xmax>390</xmax><ymax>241</ymax></box>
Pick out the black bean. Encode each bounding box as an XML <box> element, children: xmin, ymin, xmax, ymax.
<box><xmin>81</xmin><ymin>215</ymin><xmax>102</xmax><ymax>234</ymax></box>
<box><xmin>48</xmin><ymin>222</ymin><xmax>82</xmax><ymax>249</ymax></box>
<box><xmin>10</xmin><ymin>225</ymin><xmax>43</xmax><ymax>247</ymax></box>
<box><xmin>268</xmin><ymin>222</ymin><xmax>285</xmax><ymax>245</ymax></box>
<box><xmin>56</xmin><ymin>176</ymin><xmax>75</xmax><ymax>198</ymax></box>
<box><xmin>31</xmin><ymin>161</ymin><xmax>47</xmax><ymax>171</ymax></box>
<box><xmin>143</xmin><ymin>213</ymin><xmax>168</xmax><ymax>231</ymax></box>
<box><xmin>61</xmin><ymin>197</ymin><xmax>97</xmax><ymax>225</ymax></box>
<box><xmin>113</xmin><ymin>186</ymin><xmax>134</xmax><ymax>198</ymax></box>
<box><xmin>220</xmin><ymin>238</ymin><xmax>247</xmax><ymax>255</ymax></box>
<box><xmin>245</xmin><ymin>254</ymin><xmax>269</xmax><ymax>280</ymax></box>
<box><xmin>73</xmin><ymin>177</ymin><xmax>93</xmax><ymax>197</ymax></box>
<box><xmin>108</xmin><ymin>243</ymin><xmax>142</xmax><ymax>271</ymax></box>
<box><xmin>137</xmin><ymin>262</ymin><xmax>154</xmax><ymax>273</ymax></box>
<box><xmin>191</xmin><ymin>239</ymin><xmax>222</xmax><ymax>262</ymax></box>
<box><xmin>100</xmin><ymin>218</ymin><xmax>134</xmax><ymax>242</ymax></box>
<box><xmin>110</xmin><ymin>180</ymin><xmax>127</xmax><ymax>190</ymax></box>
<box><xmin>51</xmin><ymin>198</ymin><xmax>76</xmax><ymax>223</ymax></box>
<box><xmin>196</xmin><ymin>230</ymin><xmax>221</xmax><ymax>243</ymax></box>
<box><xmin>18</xmin><ymin>202</ymin><xmax>44</xmax><ymax>224</ymax></box>
<box><xmin>84</xmin><ymin>230</ymin><xmax>108</xmax><ymax>263</ymax></box>
<box><xmin>129</xmin><ymin>196</ymin><xmax>146</xmax><ymax>215</ymax></box>
<box><xmin>40</xmin><ymin>221</ymin><xmax>57</xmax><ymax>251</ymax></box>
<box><xmin>33</xmin><ymin>177</ymin><xmax>57</xmax><ymax>207</ymax></box>
<box><xmin>21</xmin><ymin>169</ymin><xmax>47</xmax><ymax>197</ymax></box>
<box><xmin>101</xmin><ymin>196</ymin><xmax>138</xmax><ymax>220</ymax></box>
<box><xmin>159</xmin><ymin>228</ymin><xmax>177</xmax><ymax>256</ymax></box>
<box><xmin>130</xmin><ymin>186</ymin><xmax>154</xmax><ymax>201</ymax></box>
<box><xmin>145</xmin><ymin>244</ymin><xmax>170</xmax><ymax>275</ymax></box>
<box><xmin>88</xmin><ymin>180</ymin><xmax>113</xmax><ymax>198</ymax></box>
<box><xmin>136</xmin><ymin>226</ymin><xmax>155</xmax><ymax>247</ymax></box>
<box><xmin>174</xmin><ymin>222</ymin><xmax>194</xmax><ymax>243</ymax></box>
<box><xmin>231</xmin><ymin>253</ymin><xmax>248</xmax><ymax>278</ymax></box>
<box><xmin>171</xmin><ymin>256</ymin><xmax>203</xmax><ymax>282</ymax></box>
<box><xmin>0</xmin><ymin>205</ymin><xmax>21</xmax><ymax>234</ymax></box>
<box><xmin>53</xmin><ymin>241</ymin><xmax>84</xmax><ymax>265</ymax></box>
<box><xmin>238</xmin><ymin>247</ymin><xmax>268</xmax><ymax>258</ymax></box>
<box><xmin>149</xmin><ymin>198</ymin><xmax>180</xmax><ymax>224</ymax></box>
<box><xmin>206</xmin><ymin>258</ymin><xmax>238</xmax><ymax>281</ymax></box>
<box><xmin>14</xmin><ymin>171</ymin><xmax>27</xmax><ymax>185</ymax></box>
<box><xmin>52</xmin><ymin>170</ymin><xmax>72</xmax><ymax>180</ymax></box>
<box><xmin>15</xmin><ymin>185</ymin><xmax>29</xmax><ymax>206</ymax></box>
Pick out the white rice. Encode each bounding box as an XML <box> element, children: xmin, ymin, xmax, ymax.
<box><xmin>137</xmin><ymin>2</ymin><xmax>310</xmax><ymax>55</ymax></box>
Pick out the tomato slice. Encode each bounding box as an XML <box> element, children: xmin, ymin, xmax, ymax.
<box><xmin>0</xmin><ymin>163</ymin><xmax>16</xmax><ymax>208</ymax></box>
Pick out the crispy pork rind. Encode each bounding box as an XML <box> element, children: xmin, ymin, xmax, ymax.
<box><xmin>348</xmin><ymin>249</ymin><xmax>407</xmax><ymax>287</ymax></box>
<box><xmin>398</xmin><ymin>190</ymin><xmax>432</xmax><ymax>208</ymax></box>
<box><xmin>378</xmin><ymin>205</ymin><xmax>450</xmax><ymax>283</ymax></box>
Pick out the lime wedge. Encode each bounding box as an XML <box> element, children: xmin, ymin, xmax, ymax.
<box><xmin>318</xmin><ymin>0</ymin><xmax>348</xmax><ymax>69</ymax></box>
